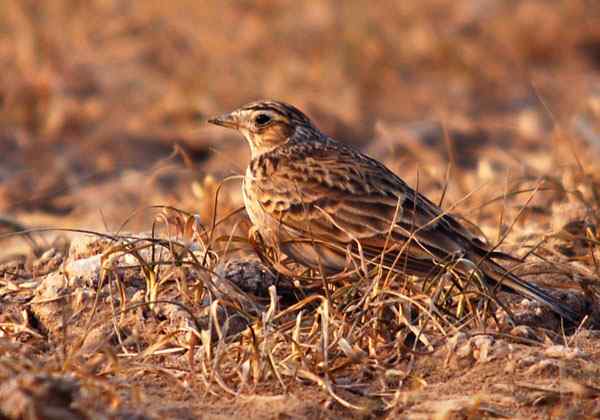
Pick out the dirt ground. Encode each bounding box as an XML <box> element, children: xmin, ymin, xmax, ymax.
<box><xmin>1</xmin><ymin>1</ymin><xmax>600</xmax><ymax>418</ymax></box>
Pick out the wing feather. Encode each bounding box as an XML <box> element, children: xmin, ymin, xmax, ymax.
<box><xmin>249</xmin><ymin>140</ymin><xmax>479</xmax><ymax>270</ymax></box>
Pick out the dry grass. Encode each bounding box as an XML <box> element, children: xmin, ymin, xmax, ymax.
<box><xmin>1</xmin><ymin>0</ymin><xmax>600</xmax><ymax>418</ymax></box>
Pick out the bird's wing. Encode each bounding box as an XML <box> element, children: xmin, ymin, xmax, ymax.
<box><xmin>250</xmin><ymin>140</ymin><xmax>484</xmax><ymax>267</ymax></box>
<box><xmin>252</xmin><ymin>141</ymin><xmax>580</xmax><ymax>322</ymax></box>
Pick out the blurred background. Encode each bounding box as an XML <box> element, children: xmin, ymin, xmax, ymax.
<box><xmin>1</xmin><ymin>0</ymin><xmax>599</xmax><ymax>247</ymax></box>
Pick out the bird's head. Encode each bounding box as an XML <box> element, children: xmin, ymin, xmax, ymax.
<box><xmin>208</xmin><ymin>100</ymin><xmax>319</xmax><ymax>157</ymax></box>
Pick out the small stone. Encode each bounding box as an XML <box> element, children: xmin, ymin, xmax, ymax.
<box><xmin>544</xmin><ymin>345</ymin><xmax>586</xmax><ymax>360</ymax></box>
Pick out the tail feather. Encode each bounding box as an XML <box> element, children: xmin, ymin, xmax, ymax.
<box><xmin>479</xmin><ymin>258</ymin><xmax>578</xmax><ymax>323</ymax></box>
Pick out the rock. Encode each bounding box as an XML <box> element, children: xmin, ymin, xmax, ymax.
<box><xmin>63</xmin><ymin>254</ymin><xmax>102</xmax><ymax>288</ymax></box>
<box><xmin>544</xmin><ymin>345</ymin><xmax>586</xmax><ymax>360</ymax></box>
<box><xmin>67</xmin><ymin>234</ymin><xmax>113</xmax><ymax>261</ymax></box>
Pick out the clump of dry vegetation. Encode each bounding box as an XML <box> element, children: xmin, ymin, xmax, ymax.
<box><xmin>1</xmin><ymin>0</ymin><xmax>600</xmax><ymax>418</ymax></box>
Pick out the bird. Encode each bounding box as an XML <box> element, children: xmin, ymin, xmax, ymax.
<box><xmin>208</xmin><ymin>100</ymin><xmax>578</xmax><ymax>323</ymax></box>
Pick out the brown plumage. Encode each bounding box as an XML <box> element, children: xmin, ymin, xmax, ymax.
<box><xmin>208</xmin><ymin>100</ymin><xmax>577</xmax><ymax>322</ymax></box>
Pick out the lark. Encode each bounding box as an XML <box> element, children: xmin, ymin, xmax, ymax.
<box><xmin>208</xmin><ymin>100</ymin><xmax>577</xmax><ymax>322</ymax></box>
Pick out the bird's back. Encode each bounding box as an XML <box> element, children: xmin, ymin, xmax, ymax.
<box><xmin>244</xmin><ymin>136</ymin><xmax>484</xmax><ymax>272</ymax></box>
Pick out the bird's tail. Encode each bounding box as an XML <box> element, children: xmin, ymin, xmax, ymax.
<box><xmin>469</xmin><ymin>256</ymin><xmax>578</xmax><ymax>323</ymax></box>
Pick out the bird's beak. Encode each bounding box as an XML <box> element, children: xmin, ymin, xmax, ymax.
<box><xmin>207</xmin><ymin>112</ymin><xmax>239</xmax><ymax>129</ymax></box>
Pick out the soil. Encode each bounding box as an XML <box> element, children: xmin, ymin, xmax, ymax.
<box><xmin>1</xmin><ymin>1</ymin><xmax>600</xmax><ymax>418</ymax></box>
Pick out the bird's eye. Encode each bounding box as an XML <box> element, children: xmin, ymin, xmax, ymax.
<box><xmin>254</xmin><ymin>113</ymin><xmax>272</xmax><ymax>126</ymax></box>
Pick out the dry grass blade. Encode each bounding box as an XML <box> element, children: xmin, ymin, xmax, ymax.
<box><xmin>296</xmin><ymin>369</ymin><xmax>368</xmax><ymax>412</ymax></box>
